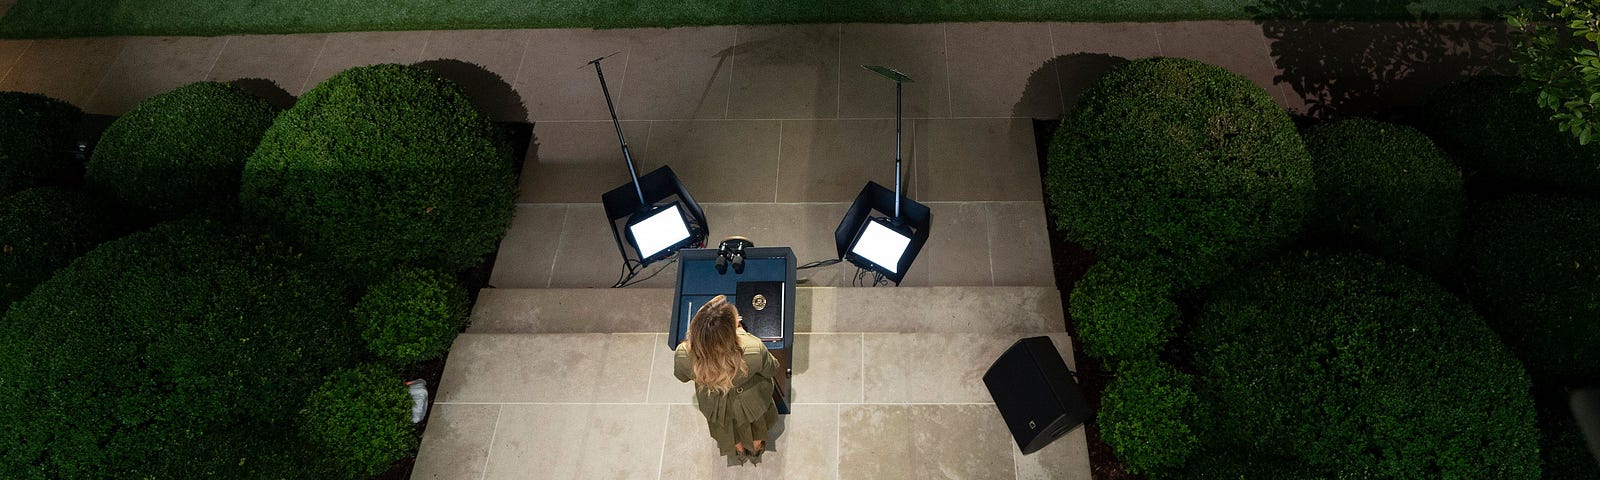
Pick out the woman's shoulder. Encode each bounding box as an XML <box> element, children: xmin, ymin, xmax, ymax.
<box><xmin>737</xmin><ymin>331</ymin><xmax>767</xmax><ymax>354</ymax></box>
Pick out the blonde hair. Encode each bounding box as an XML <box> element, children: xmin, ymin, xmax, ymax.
<box><xmin>685</xmin><ymin>295</ymin><xmax>747</xmax><ymax>395</ymax></box>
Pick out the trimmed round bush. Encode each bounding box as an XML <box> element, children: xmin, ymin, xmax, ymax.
<box><xmin>299</xmin><ymin>364</ymin><xmax>417</xmax><ymax>478</ymax></box>
<box><xmin>1098</xmin><ymin>360</ymin><xmax>1201</xmax><ymax>477</ymax></box>
<box><xmin>87</xmin><ymin>82</ymin><xmax>275</xmax><ymax>220</ymax></box>
<box><xmin>0</xmin><ymin>92</ymin><xmax>82</xmax><ymax>195</ymax></box>
<box><xmin>1047</xmin><ymin>57</ymin><xmax>1314</xmax><ymax>287</ymax></box>
<box><xmin>354</xmin><ymin>268</ymin><xmax>469</xmax><ymax>363</ymax></box>
<box><xmin>1191</xmin><ymin>250</ymin><xmax>1539</xmax><ymax>478</ymax></box>
<box><xmin>1303</xmin><ymin>119</ymin><xmax>1464</xmax><ymax>272</ymax></box>
<box><xmin>0</xmin><ymin>187</ymin><xmax>120</xmax><ymax>309</ymax></box>
<box><xmin>0</xmin><ymin>221</ymin><xmax>361</xmax><ymax>479</ymax></box>
<box><xmin>1464</xmin><ymin>195</ymin><xmax>1600</xmax><ymax>384</ymax></box>
<box><xmin>241</xmin><ymin>64</ymin><xmax>516</xmax><ymax>279</ymax></box>
<box><xmin>1421</xmin><ymin>76</ymin><xmax>1600</xmax><ymax>193</ymax></box>
<box><xmin>1069</xmin><ymin>258</ymin><xmax>1179</xmax><ymax>365</ymax></box>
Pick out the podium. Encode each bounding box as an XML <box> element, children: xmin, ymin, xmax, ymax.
<box><xmin>668</xmin><ymin>246</ymin><xmax>796</xmax><ymax>414</ymax></box>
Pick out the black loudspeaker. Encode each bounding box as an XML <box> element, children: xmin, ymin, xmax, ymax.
<box><xmin>983</xmin><ymin>336</ymin><xmax>1091</xmax><ymax>455</ymax></box>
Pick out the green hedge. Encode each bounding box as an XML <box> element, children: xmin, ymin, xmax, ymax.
<box><xmin>1069</xmin><ymin>258</ymin><xmax>1179</xmax><ymax>365</ymax></box>
<box><xmin>0</xmin><ymin>187</ymin><xmax>120</xmax><ymax>310</ymax></box>
<box><xmin>241</xmin><ymin>64</ymin><xmax>516</xmax><ymax>279</ymax></box>
<box><xmin>1464</xmin><ymin>195</ymin><xmax>1600</xmax><ymax>384</ymax></box>
<box><xmin>354</xmin><ymin>268</ymin><xmax>470</xmax><ymax>363</ymax></box>
<box><xmin>0</xmin><ymin>221</ymin><xmax>360</xmax><ymax>479</ymax></box>
<box><xmin>0</xmin><ymin>92</ymin><xmax>82</xmax><ymax>195</ymax></box>
<box><xmin>1191</xmin><ymin>250</ymin><xmax>1540</xmax><ymax>478</ymax></box>
<box><xmin>1421</xmin><ymin>76</ymin><xmax>1600</xmax><ymax>193</ymax></box>
<box><xmin>87</xmin><ymin>82</ymin><xmax>275</xmax><ymax>221</ymax></box>
<box><xmin>1303</xmin><ymin>118</ymin><xmax>1465</xmax><ymax>273</ymax></box>
<box><xmin>1046</xmin><ymin>57</ymin><xmax>1314</xmax><ymax>288</ymax></box>
<box><xmin>1098</xmin><ymin>360</ymin><xmax>1201</xmax><ymax>477</ymax></box>
<box><xmin>299</xmin><ymin>364</ymin><xmax>417</xmax><ymax>478</ymax></box>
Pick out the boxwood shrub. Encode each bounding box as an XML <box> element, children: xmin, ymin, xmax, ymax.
<box><xmin>1046</xmin><ymin>57</ymin><xmax>1314</xmax><ymax>288</ymax></box>
<box><xmin>0</xmin><ymin>92</ymin><xmax>82</xmax><ymax>195</ymax></box>
<box><xmin>0</xmin><ymin>187</ymin><xmax>120</xmax><ymax>310</ymax></box>
<box><xmin>241</xmin><ymin>64</ymin><xmax>516</xmax><ymax>279</ymax></box>
<box><xmin>1098</xmin><ymin>360</ymin><xmax>1201</xmax><ymax>477</ymax></box>
<box><xmin>1420</xmin><ymin>76</ymin><xmax>1600</xmax><ymax>193</ymax></box>
<box><xmin>299</xmin><ymin>364</ymin><xmax>417</xmax><ymax>478</ymax></box>
<box><xmin>1069</xmin><ymin>258</ymin><xmax>1179</xmax><ymax>365</ymax></box>
<box><xmin>0</xmin><ymin>220</ymin><xmax>360</xmax><ymax>479</ymax></box>
<box><xmin>86</xmin><ymin>82</ymin><xmax>275</xmax><ymax>221</ymax></box>
<box><xmin>1464</xmin><ymin>195</ymin><xmax>1600</xmax><ymax>384</ymax></box>
<box><xmin>1302</xmin><ymin>118</ymin><xmax>1465</xmax><ymax>273</ymax></box>
<box><xmin>1191</xmin><ymin>250</ymin><xmax>1539</xmax><ymax>478</ymax></box>
<box><xmin>354</xmin><ymin>268</ymin><xmax>470</xmax><ymax>363</ymax></box>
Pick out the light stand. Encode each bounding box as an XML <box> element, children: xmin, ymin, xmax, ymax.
<box><xmin>589</xmin><ymin>54</ymin><xmax>709</xmax><ymax>287</ymax></box>
<box><xmin>834</xmin><ymin>66</ymin><xmax>932</xmax><ymax>286</ymax></box>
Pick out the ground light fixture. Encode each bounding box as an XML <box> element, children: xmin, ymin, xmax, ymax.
<box><xmin>589</xmin><ymin>54</ymin><xmax>708</xmax><ymax>287</ymax></box>
<box><xmin>834</xmin><ymin>65</ymin><xmax>931</xmax><ymax>286</ymax></box>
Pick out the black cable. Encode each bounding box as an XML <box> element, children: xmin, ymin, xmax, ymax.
<box><xmin>797</xmin><ymin>258</ymin><xmax>842</xmax><ymax>270</ymax></box>
<box><xmin>618</xmin><ymin>257</ymin><xmax>677</xmax><ymax>288</ymax></box>
<box><xmin>611</xmin><ymin>259</ymin><xmax>643</xmax><ymax>288</ymax></box>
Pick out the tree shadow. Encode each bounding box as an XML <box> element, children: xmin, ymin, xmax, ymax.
<box><xmin>1251</xmin><ymin>0</ymin><xmax>1510</xmax><ymax>120</ymax></box>
<box><xmin>1018</xmin><ymin>53</ymin><xmax>1137</xmax><ymax>120</ymax></box>
<box><xmin>413</xmin><ymin>59</ymin><xmax>530</xmax><ymax>123</ymax></box>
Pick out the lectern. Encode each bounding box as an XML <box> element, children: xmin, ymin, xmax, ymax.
<box><xmin>669</xmin><ymin>246</ymin><xmax>796</xmax><ymax>414</ymax></box>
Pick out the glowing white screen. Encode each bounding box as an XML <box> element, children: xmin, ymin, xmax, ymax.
<box><xmin>852</xmin><ymin>220</ymin><xmax>911</xmax><ymax>273</ymax></box>
<box><xmin>630</xmin><ymin>205</ymin><xmax>691</xmax><ymax>258</ymax></box>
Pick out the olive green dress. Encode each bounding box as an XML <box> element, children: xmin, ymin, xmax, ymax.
<box><xmin>673</xmin><ymin>330</ymin><xmax>780</xmax><ymax>456</ymax></box>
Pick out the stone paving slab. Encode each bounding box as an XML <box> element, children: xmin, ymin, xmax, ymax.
<box><xmin>468</xmin><ymin>286</ymin><xmax>1066</xmax><ymax>334</ymax></box>
<box><xmin>421</xmin><ymin>331</ymin><xmax>1088</xmax><ymax>479</ymax></box>
<box><xmin>487</xmin><ymin>201</ymin><xmax>1054</xmax><ymax>288</ymax></box>
<box><xmin>436</xmin><ymin>332</ymin><xmax>1070</xmax><ymax>406</ymax></box>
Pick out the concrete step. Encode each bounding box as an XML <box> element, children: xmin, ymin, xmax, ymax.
<box><xmin>468</xmin><ymin>286</ymin><xmax>1066</xmax><ymax>334</ymax></box>
<box><xmin>421</xmin><ymin>331</ymin><xmax>1086</xmax><ymax>479</ymax></box>
<box><xmin>487</xmin><ymin>201</ymin><xmax>1054</xmax><ymax>289</ymax></box>
<box><xmin>435</xmin><ymin>332</ymin><xmax>1075</xmax><ymax>405</ymax></box>
<box><xmin>415</xmin><ymin>402</ymin><xmax>1089</xmax><ymax>480</ymax></box>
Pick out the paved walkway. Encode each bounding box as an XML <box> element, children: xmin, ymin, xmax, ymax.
<box><xmin>0</xmin><ymin>18</ymin><xmax>1512</xmax><ymax>480</ymax></box>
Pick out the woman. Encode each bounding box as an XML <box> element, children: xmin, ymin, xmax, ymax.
<box><xmin>674</xmin><ymin>295</ymin><xmax>780</xmax><ymax>459</ymax></box>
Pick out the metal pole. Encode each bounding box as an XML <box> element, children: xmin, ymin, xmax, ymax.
<box><xmin>591</xmin><ymin>58</ymin><xmax>646</xmax><ymax>206</ymax></box>
<box><xmin>894</xmin><ymin>80</ymin><xmax>903</xmax><ymax>219</ymax></box>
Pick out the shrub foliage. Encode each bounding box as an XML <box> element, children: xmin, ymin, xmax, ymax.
<box><xmin>1191</xmin><ymin>250</ymin><xmax>1540</xmax><ymax>478</ymax></box>
<box><xmin>1069</xmin><ymin>258</ymin><xmax>1179</xmax><ymax>365</ymax></box>
<box><xmin>0</xmin><ymin>221</ymin><xmax>360</xmax><ymax>478</ymax></box>
<box><xmin>1099</xmin><ymin>360</ymin><xmax>1201</xmax><ymax>477</ymax></box>
<box><xmin>0</xmin><ymin>92</ymin><xmax>83</xmax><ymax>195</ymax></box>
<box><xmin>1421</xmin><ymin>76</ymin><xmax>1600</xmax><ymax>192</ymax></box>
<box><xmin>0</xmin><ymin>187</ymin><xmax>120</xmax><ymax>309</ymax></box>
<box><xmin>1302</xmin><ymin>118</ymin><xmax>1465</xmax><ymax>272</ymax></box>
<box><xmin>1047</xmin><ymin>57</ymin><xmax>1314</xmax><ymax>287</ymax></box>
<box><xmin>354</xmin><ymin>268</ymin><xmax>470</xmax><ymax>363</ymax></box>
<box><xmin>299</xmin><ymin>364</ymin><xmax>417</xmax><ymax>478</ymax></box>
<box><xmin>241</xmin><ymin>64</ymin><xmax>516</xmax><ymax>279</ymax></box>
<box><xmin>87</xmin><ymin>81</ymin><xmax>276</xmax><ymax>220</ymax></box>
<box><xmin>1464</xmin><ymin>194</ymin><xmax>1600</xmax><ymax>384</ymax></box>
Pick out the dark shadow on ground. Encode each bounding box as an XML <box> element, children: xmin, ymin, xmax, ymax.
<box><xmin>226</xmin><ymin>78</ymin><xmax>296</xmax><ymax>110</ymax></box>
<box><xmin>1251</xmin><ymin>0</ymin><xmax>1510</xmax><ymax>121</ymax></box>
<box><xmin>415</xmin><ymin>59</ymin><xmax>531</xmax><ymax>123</ymax></box>
<box><xmin>1016</xmin><ymin>53</ymin><xmax>1135</xmax><ymax>119</ymax></box>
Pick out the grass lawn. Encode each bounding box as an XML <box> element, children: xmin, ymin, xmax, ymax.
<box><xmin>0</xmin><ymin>0</ymin><xmax>1515</xmax><ymax>38</ymax></box>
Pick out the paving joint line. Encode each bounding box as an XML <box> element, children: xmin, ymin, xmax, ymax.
<box><xmin>83</xmin><ymin>39</ymin><xmax>132</xmax><ymax>113</ymax></box>
<box><xmin>296</xmin><ymin>35</ymin><xmax>331</xmax><ymax>95</ymax></box>
<box><xmin>477</xmin><ymin>405</ymin><xmax>504</xmax><ymax>480</ymax></box>
<box><xmin>0</xmin><ymin>40</ymin><xmax>37</xmax><ymax>88</ymax></box>
<box><xmin>653</xmin><ymin>403</ymin><xmax>671</xmax><ymax>480</ymax></box>
<box><xmin>543</xmin><ymin>205</ymin><xmax>573</xmax><ymax>288</ymax></box>
<box><xmin>201</xmin><ymin>37</ymin><xmax>231</xmax><ymax>82</ymax></box>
